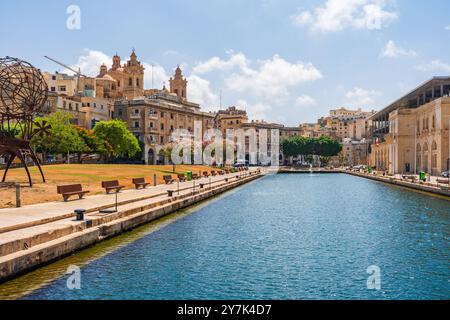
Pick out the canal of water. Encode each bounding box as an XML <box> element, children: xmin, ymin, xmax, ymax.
<box><xmin>1</xmin><ymin>173</ymin><xmax>449</xmax><ymax>299</ymax></box>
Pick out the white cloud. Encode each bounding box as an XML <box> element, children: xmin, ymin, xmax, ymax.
<box><xmin>142</xmin><ymin>63</ymin><xmax>170</xmax><ymax>89</ymax></box>
<box><xmin>381</xmin><ymin>40</ymin><xmax>417</xmax><ymax>58</ymax></box>
<box><xmin>186</xmin><ymin>75</ymin><xmax>219</xmax><ymax>110</ymax></box>
<box><xmin>225</xmin><ymin>54</ymin><xmax>322</xmax><ymax>97</ymax></box>
<box><xmin>192</xmin><ymin>53</ymin><xmax>250</xmax><ymax>74</ymax></box>
<box><xmin>236</xmin><ymin>99</ymin><xmax>272</xmax><ymax>121</ymax></box>
<box><xmin>292</xmin><ymin>0</ymin><xmax>398</xmax><ymax>33</ymax></box>
<box><xmin>295</xmin><ymin>95</ymin><xmax>317</xmax><ymax>107</ymax></box>
<box><xmin>345</xmin><ymin>87</ymin><xmax>381</xmax><ymax>107</ymax></box>
<box><xmin>416</xmin><ymin>60</ymin><xmax>450</xmax><ymax>73</ymax></box>
<box><xmin>445</xmin><ymin>26</ymin><xmax>450</xmax><ymax>31</ymax></box>
<box><xmin>66</xmin><ymin>49</ymin><xmax>111</xmax><ymax>76</ymax></box>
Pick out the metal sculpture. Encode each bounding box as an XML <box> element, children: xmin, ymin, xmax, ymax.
<box><xmin>0</xmin><ymin>56</ymin><xmax>50</xmax><ymax>187</ymax></box>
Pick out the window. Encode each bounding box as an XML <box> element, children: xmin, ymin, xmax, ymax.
<box><xmin>432</xmin><ymin>115</ymin><xmax>436</xmax><ymax>129</ymax></box>
<box><xmin>134</xmin><ymin>109</ymin><xmax>139</xmax><ymax>115</ymax></box>
<box><xmin>160</xmin><ymin>136</ymin><xmax>164</xmax><ymax>144</ymax></box>
<box><xmin>150</xmin><ymin>122</ymin><xmax>154</xmax><ymax>128</ymax></box>
<box><xmin>170</xmin><ymin>113</ymin><xmax>174</xmax><ymax>119</ymax></box>
<box><xmin>118</xmin><ymin>109</ymin><xmax>123</xmax><ymax>116</ymax></box>
<box><xmin>134</xmin><ymin>121</ymin><xmax>139</xmax><ymax>128</ymax></box>
<box><xmin>93</xmin><ymin>103</ymin><xmax>97</xmax><ymax>108</ymax></box>
<box><xmin>160</xmin><ymin>112</ymin><xmax>164</xmax><ymax>118</ymax></box>
<box><xmin>51</xmin><ymin>87</ymin><xmax>56</xmax><ymax>92</ymax></box>
<box><xmin>118</xmin><ymin>81</ymin><xmax>121</xmax><ymax>88</ymax></box>
<box><xmin>59</xmin><ymin>86</ymin><xmax>66</xmax><ymax>92</ymax></box>
<box><xmin>160</xmin><ymin>123</ymin><xmax>164</xmax><ymax>130</ymax></box>
<box><xmin>68</xmin><ymin>103</ymin><xmax>72</xmax><ymax>110</ymax></box>
<box><xmin>136</xmin><ymin>78</ymin><xmax>140</xmax><ymax>87</ymax></box>
<box><xmin>129</xmin><ymin>78</ymin><xmax>132</xmax><ymax>86</ymax></box>
<box><xmin>52</xmin><ymin>75</ymin><xmax>56</xmax><ymax>80</ymax></box>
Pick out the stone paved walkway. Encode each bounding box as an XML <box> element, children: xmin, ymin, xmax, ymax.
<box><xmin>0</xmin><ymin>170</ymin><xmax>257</xmax><ymax>234</ymax></box>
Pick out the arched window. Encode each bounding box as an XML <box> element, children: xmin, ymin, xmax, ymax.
<box><xmin>432</xmin><ymin>115</ymin><xmax>436</xmax><ymax>129</ymax></box>
<box><xmin>432</xmin><ymin>141</ymin><xmax>437</xmax><ymax>150</ymax></box>
<box><xmin>416</xmin><ymin>143</ymin><xmax>421</xmax><ymax>152</ymax></box>
<box><xmin>136</xmin><ymin>78</ymin><xmax>140</xmax><ymax>87</ymax></box>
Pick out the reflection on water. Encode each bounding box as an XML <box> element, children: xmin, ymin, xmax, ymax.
<box><xmin>2</xmin><ymin>174</ymin><xmax>449</xmax><ymax>300</ymax></box>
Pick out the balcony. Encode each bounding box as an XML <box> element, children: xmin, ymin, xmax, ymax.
<box><xmin>129</xmin><ymin>112</ymin><xmax>141</xmax><ymax>119</ymax></box>
<box><xmin>148</xmin><ymin>113</ymin><xmax>158</xmax><ymax>120</ymax></box>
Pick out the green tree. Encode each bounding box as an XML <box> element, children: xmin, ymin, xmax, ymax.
<box><xmin>93</xmin><ymin>120</ymin><xmax>140</xmax><ymax>161</ymax></box>
<box><xmin>281</xmin><ymin>135</ymin><xmax>342</xmax><ymax>164</ymax></box>
<box><xmin>31</xmin><ymin>111</ymin><xmax>87</xmax><ymax>158</ymax></box>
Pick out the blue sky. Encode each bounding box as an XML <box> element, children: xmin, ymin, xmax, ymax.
<box><xmin>1</xmin><ymin>0</ymin><xmax>450</xmax><ymax>125</ymax></box>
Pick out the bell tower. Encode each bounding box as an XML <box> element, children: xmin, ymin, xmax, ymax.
<box><xmin>111</xmin><ymin>53</ymin><xmax>121</xmax><ymax>71</ymax></box>
<box><xmin>169</xmin><ymin>65</ymin><xmax>187</xmax><ymax>99</ymax></box>
<box><xmin>122</xmin><ymin>49</ymin><xmax>145</xmax><ymax>99</ymax></box>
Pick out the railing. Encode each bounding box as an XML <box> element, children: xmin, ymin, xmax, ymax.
<box><xmin>129</xmin><ymin>113</ymin><xmax>141</xmax><ymax>119</ymax></box>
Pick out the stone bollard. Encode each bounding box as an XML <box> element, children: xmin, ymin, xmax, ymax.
<box><xmin>15</xmin><ymin>183</ymin><xmax>21</xmax><ymax>208</ymax></box>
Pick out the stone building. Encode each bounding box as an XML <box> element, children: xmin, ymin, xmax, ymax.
<box><xmin>318</xmin><ymin>107</ymin><xmax>376</xmax><ymax>141</ymax></box>
<box><xmin>369</xmin><ymin>77</ymin><xmax>450</xmax><ymax>175</ymax></box>
<box><xmin>98</xmin><ymin>51</ymin><xmax>145</xmax><ymax>100</ymax></box>
<box><xmin>46</xmin><ymin>92</ymin><xmax>87</xmax><ymax>128</ymax></box>
<box><xmin>214</xmin><ymin>106</ymin><xmax>249</xmax><ymax>134</ymax></box>
<box><xmin>342</xmin><ymin>138</ymin><xmax>369</xmax><ymax>167</ymax></box>
<box><xmin>115</xmin><ymin>67</ymin><xmax>215</xmax><ymax>164</ymax></box>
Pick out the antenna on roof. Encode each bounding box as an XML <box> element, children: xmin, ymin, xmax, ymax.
<box><xmin>151</xmin><ymin>63</ymin><xmax>154</xmax><ymax>89</ymax></box>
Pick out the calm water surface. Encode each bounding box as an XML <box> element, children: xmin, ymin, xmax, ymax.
<box><xmin>23</xmin><ymin>174</ymin><xmax>449</xmax><ymax>299</ymax></box>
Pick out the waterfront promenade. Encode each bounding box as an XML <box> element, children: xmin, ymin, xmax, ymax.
<box><xmin>0</xmin><ymin>170</ymin><xmax>254</xmax><ymax>234</ymax></box>
<box><xmin>0</xmin><ymin>168</ymin><xmax>263</xmax><ymax>282</ymax></box>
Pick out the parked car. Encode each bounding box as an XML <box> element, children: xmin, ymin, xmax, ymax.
<box><xmin>442</xmin><ymin>171</ymin><xmax>449</xmax><ymax>178</ymax></box>
<box><xmin>234</xmin><ymin>160</ymin><xmax>248</xmax><ymax>167</ymax></box>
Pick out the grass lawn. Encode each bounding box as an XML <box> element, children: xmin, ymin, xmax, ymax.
<box><xmin>0</xmin><ymin>164</ymin><xmax>215</xmax><ymax>208</ymax></box>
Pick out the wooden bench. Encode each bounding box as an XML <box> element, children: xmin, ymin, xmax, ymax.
<box><xmin>132</xmin><ymin>178</ymin><xmax>151</xmax><ymax>189</ymax></box>
<box><xmin>437</xmin><ymin>178</ymin><xmax>449</xmax><ymax>184</ymax></box>
<box><xmin>203</xmin><ymin>171</ymin><xmax>210</xmax><ymax>178</ymax></box>
<box><xmin>57</xmin><ymin>184</ymin><xmax>90</xmax><ymax>202</ymax></box>
<box><xmin>177</xmin><ymin>174</ymin><xmax>186</xmax><ymax>182</ymax></box>
<box><xmin>101</xmin><ymin>180</ymin><xmax>125</xmax><ymax>194</ymax></box>
<box><xmin>164</xmin><ymin>175</ymin><xmax>175</xmax><ymax>184</ymax></box>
